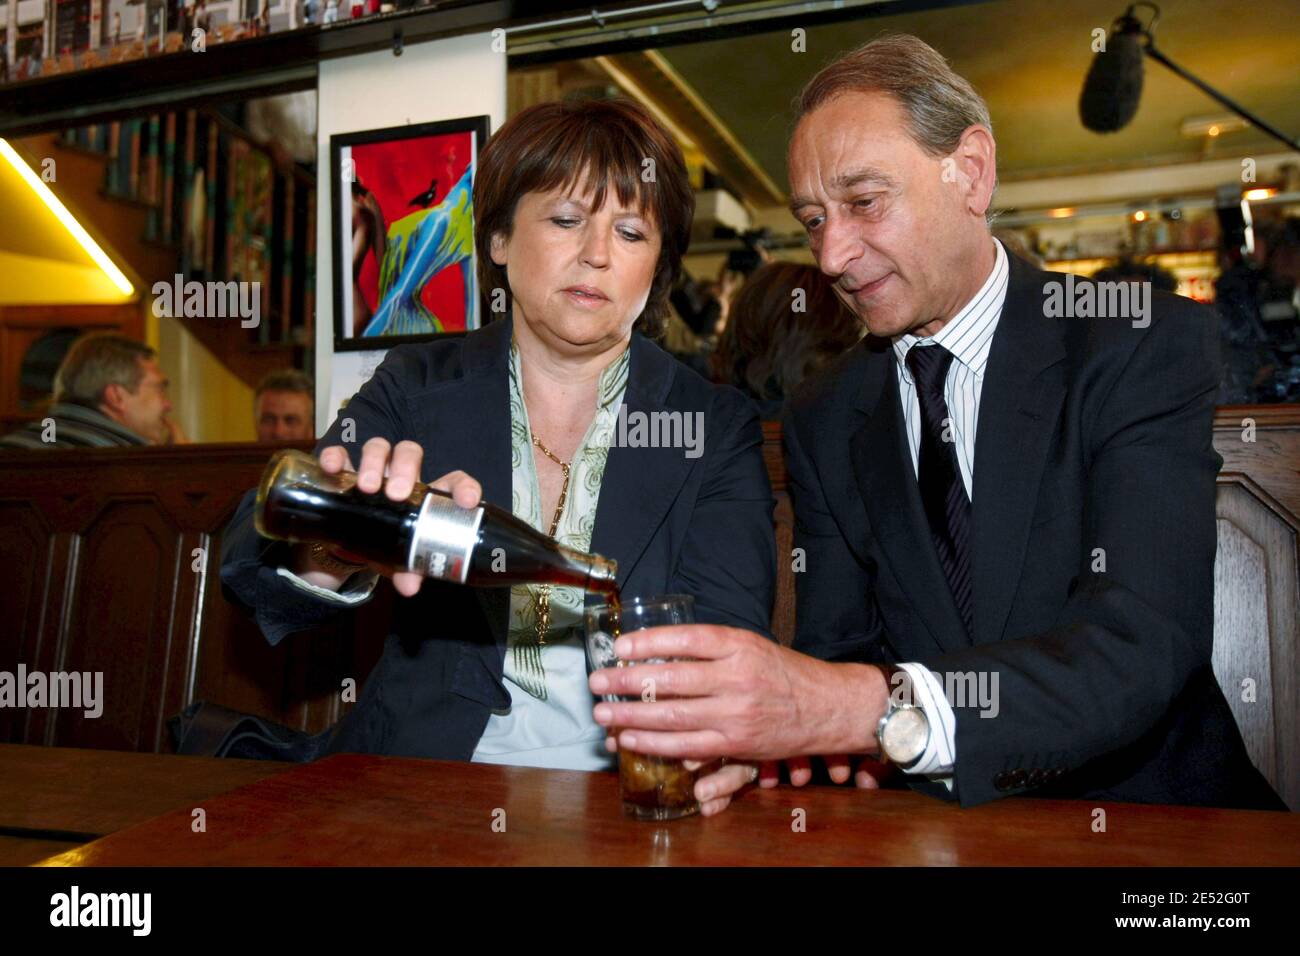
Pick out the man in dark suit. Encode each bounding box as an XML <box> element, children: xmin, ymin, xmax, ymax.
<box><xmin>587</xmin><ymin>34</ymin><xmax>1284</xmax><ymax>810</ymax></box>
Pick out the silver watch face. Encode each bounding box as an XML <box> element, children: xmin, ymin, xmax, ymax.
<box><xmin>881</xmin><ymin>707</ymin><xmax>929</xmax><ymax>765</ymax></box>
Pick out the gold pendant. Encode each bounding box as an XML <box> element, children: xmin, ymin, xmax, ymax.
<box><xmin>533</xmin><ymin>586</ymin><xmax>550</xmax><ymax>647</ymax></box>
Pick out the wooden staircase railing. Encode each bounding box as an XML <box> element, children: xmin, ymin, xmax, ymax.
<box><xmin>58</xmin><ymin>108</ymin><xmax>316</xmax><ymax>376</ymax></box>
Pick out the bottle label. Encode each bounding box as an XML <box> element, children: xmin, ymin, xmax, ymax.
<box><xmin>407</xmin><ymin>493</ymin><xmax>484</xmax><ymax>583</ymax></box>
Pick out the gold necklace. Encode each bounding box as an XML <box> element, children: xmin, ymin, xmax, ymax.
<box><xmin>529</xmin><ymin>433</ymin><xmax>572</xmax><ymax>647</ymax></box>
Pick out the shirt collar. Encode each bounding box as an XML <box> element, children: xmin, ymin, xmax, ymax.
<box><xmin>892</xmin><ymin>236</ymin><xmax>1008</xmax><ymax>385</ymax></box>
<box><xmin>596</xmin><ymin>343</ymin><xmax>631</xmax><ymax>410</ymax></box>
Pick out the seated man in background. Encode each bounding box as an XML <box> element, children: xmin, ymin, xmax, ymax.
<box><xmin>0</xmin><ymin>332</ymin><xmax>184</xmax><ymax>449</ymax></box>
<box><xmin>254</xmin><ymin>369</ymin><xmax>315</xmax><ymax>443</ymax></box>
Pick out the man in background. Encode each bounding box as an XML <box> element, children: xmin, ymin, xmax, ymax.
<box><xmin>1</xmin><ymin>333</ymin><xmax>183</xmax><ymax>449</ymax></box>
<box><xmin>254</xmin><ymin>369</ymin><xmax>314</xmax><ymax>442</ymax></box>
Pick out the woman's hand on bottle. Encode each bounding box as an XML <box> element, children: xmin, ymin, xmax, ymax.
<box><xmin>318</xmin><ymin>437</ymin><xmax>482</xmax><ymax>597</ymax></box>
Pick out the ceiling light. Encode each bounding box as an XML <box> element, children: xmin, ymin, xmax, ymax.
<box><xmin>0</xmin><ymin>138</ymin><xmax>134</xmax><ymax>297</ymax></box>
<box><xmin>1179</xmin><ymin>114</ymin><xmax>1248</xmax><ymax>139</ymax></box>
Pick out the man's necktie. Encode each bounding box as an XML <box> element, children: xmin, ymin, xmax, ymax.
<box><xmin>905</xmin><ymin>343</ymin><xmax>974</xmax><ymax>637</ymax></box>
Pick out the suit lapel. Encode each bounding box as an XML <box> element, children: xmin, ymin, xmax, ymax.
<box><xmin>849</xmin><ymin>339</ymin><xmax>970</xmax><ymax>656</ymax></box>
<box><xmin>590</xmin><ymin>333</ymin><xmax>694</xmax><ymax>598</ymax></box>
<box><xmin>416</xmin><ymin>319</ymin><xmax>513</xmax><ymax>701</ymax></box>
<box><xmin>970</xmin><ymin>255</ymin><xmax>1066</xmax><ymax>646</ymax></box>
<box><xmin>419</xmin><ymin>321</ymin><xmax>513</xmax><ymax>508</ymax></box>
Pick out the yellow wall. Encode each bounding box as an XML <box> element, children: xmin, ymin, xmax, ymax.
<box><xmin>0</xmin><ymin>251</ymin><xmax>132</xmax><ymax>304</ymax></box>
<box><xmin>155</xmin><ymin>311</ymin><xmax>256</xmax><ymax>443</ymax></box>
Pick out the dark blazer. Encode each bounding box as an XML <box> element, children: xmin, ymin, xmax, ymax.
<box><xmin>220</xmin><ymin>317</ymin><xmax>776</xmax><ymax>760</ymax></box>
<box><xmin>783</xmin><ymin>250</ymin><xmax>1285</xmax><ymax>810</ymax></box>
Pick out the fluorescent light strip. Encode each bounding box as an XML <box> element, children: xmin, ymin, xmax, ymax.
<box><xmin>0</xmin><ymin>138</ymin><xmax>134</xmax><ymax>296</ymax></box>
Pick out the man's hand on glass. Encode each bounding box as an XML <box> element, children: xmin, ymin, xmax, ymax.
<box><xmin>590</xmin><ymin>625</ymin><xmax>896</xmax><ymax>815</ymax></box>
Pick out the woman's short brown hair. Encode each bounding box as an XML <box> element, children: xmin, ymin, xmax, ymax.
<box><xmin>473</xmin><ymin>97</ymin><xmax>694</xmax><ymax>338</ymax></box>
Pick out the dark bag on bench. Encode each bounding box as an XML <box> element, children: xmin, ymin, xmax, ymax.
<box><xmin>168</xmin><ymin>700</ymin><xmax>334</xmax><ymax>762</ymax></box>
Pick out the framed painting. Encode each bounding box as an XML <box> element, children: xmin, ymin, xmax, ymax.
<box><xmin>330</xmin><ymin>115</ymin><xmax>490</xmax><ymax>351</ymax></box>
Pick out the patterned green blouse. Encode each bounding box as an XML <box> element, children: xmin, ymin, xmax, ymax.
<box><xmin>470</xmin><ymin>338</ymin><xmax>629</xmax><ymax>770</ymax></box>
<box><xmin>502</xmin><ymin>338</ymin><xmax>629</xmax><ymax>700</ymax></box>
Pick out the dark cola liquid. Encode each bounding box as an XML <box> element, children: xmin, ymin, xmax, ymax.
<box><xmin>606</xmin><ymin>588</ymin><xmax>621</xmax><ymax>640</ymax></box>
<box><xmin>255</xmin><ymin>451</ymin><xmax>617</xmax><ymax>590</ymax></box>
<box><xmin>467</xmin><ymin>516</ymin><xmax>618</xmax><ymax>590</ymax></box>
<box><xmin>259</xmin><ymin>479</ymin><xmax>418</xmax><ymax>569</ymax></box>
<box><xmin>604</xmin><ymin>589</ymin><xmax>700</xmax><ymax>819</ymax></box>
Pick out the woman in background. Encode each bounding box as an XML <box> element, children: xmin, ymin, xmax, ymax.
<box><xmin>714</xmin><ymin>261</ymin><xmax>863</xmax><ymax>419</ymax></box>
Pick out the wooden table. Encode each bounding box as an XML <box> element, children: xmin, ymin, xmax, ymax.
<box><xmin>0</xmin><ymin>744</ymin><xmax>289</xmax><ymax>866</ymax></box>
<box><xmin>7</xmin><ymin>746</ymin><xmax>1296</xmax><ymax>866</ymax></box>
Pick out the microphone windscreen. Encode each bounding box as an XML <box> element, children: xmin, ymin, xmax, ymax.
<box><xmin>1079</xmin><ymin>27</ymin><xmax>1145</xmax><ymax>133</ymax></box>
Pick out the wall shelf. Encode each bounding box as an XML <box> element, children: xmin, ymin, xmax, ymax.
<box><xmin>0</xmin><ymin>0</ymin><xmax>610</xmax><ymax>137</ymax></box>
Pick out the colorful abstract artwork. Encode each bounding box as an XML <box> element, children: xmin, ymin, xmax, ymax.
<box><xmin>331</xmin><ymin>116</ymin><xmax>490</xmax><ymax>350</ymax></box>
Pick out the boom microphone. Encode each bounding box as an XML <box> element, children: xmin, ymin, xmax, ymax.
<box><xmin>1079</xmin><ymin>3</ymin><xmax>1300</xmax><ymax>151</ymax></box>
<box><xmin>1079</xmin><ymin>11</ymin><xmax>1146</xmax><ymax>133</ymax></box>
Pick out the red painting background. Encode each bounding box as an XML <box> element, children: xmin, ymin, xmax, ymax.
<box><xmin>349</xmin><ymin>131</ymin><xmax>473</xmax><ymax>332</ymax></box>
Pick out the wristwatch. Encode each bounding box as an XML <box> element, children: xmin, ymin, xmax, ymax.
<box><xmin>309</xmin><ymin>542</ymin><xmax>366</xmax><ymax>576</ymax></box>
<box><xmin>874</xmin><ymin>664</ymin><xmax>931</xmax><ymax>770</ymax></box>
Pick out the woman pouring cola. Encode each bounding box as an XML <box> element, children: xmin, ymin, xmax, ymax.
<box><xmin>219</xmin><ymin>98</ymin><xmax>776</xmax><ymax>817</ymax></box>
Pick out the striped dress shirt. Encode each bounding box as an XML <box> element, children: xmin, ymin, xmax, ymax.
<box><xmin>888</xmin><ymin>237</ymin><xmax>1009</xmax><ymax>785</ymax></box>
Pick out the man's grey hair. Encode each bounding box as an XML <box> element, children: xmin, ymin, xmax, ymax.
<box><xmin>255</xmin><ymin>369</ymin><xmax>314</xmax><ymax>402</ymax></box>
<box><xmin>53</xmin><ymin>333</ymin><xmax>156</xmax><ymax>409</ymax></box>
<box><xmin>792</xmin><ymin>33</ymin><xmax>999</xmax><ymax>211</ymax></box>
